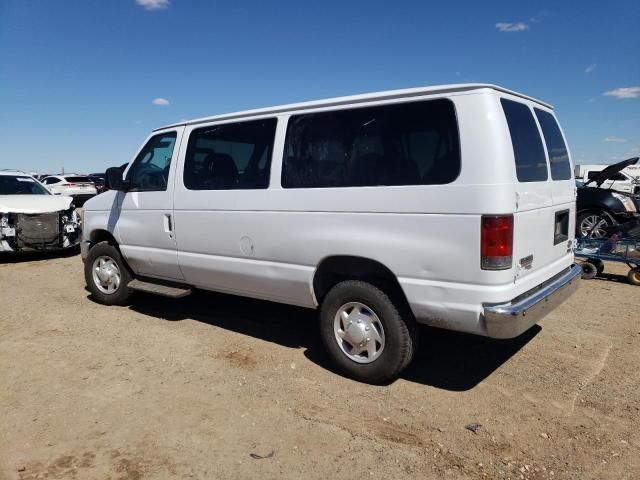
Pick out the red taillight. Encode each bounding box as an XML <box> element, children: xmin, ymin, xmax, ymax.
<box><xmin>66</xmin><ymin>182</ymin><xmax>77</xmax><ymax>186</ymax></box>
<box><xmin>481</xmin><ymin>215</ymin><xmax>513</xmax><ymax>270</ymax></box>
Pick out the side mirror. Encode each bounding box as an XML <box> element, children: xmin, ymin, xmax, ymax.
<box><xmin>105</xmin><ymin>167</ymin><xmax>125</xmax><ymax>191</ymax></box>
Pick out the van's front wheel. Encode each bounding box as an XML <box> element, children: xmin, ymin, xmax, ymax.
<box><xmin>319</xmin><ymin>280</ymin><xmax>417</xmax><ymax>384</ymax></box>
<box><xmin>84</xmin><ymin>242</ymin><xmax>133</xmax><ymax>305</ymax></box>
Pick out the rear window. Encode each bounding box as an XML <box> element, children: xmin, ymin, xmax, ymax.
<box><xmin>65</xmin><ymin>176</ymin><xmax>92</xmax><ymax>183</ymax></box>
<box><xmin>501</xmin><ymin>98</ymin><xmax>548</xmax><ymax>182</ymax></box>
<box><xmin>534</xmin><ymin>109</ymin><xmax>571</xmax><ymax>180</ymax></box>
<box><xmin>282</xmin><ymin>99</ymin><xmax>460</xmax><ymax>188</ymax></box>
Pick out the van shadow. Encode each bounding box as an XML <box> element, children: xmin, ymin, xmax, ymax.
<box><xmin>401</xmin><ymin>325</ymin><xmax>540</xmax><ymax>390</ymax></box>
<box><xmin>122</xmin><ymin>290</ymin><xmax>539</xmax><ymax>392</ymax></box>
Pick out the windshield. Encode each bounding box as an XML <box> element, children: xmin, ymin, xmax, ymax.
<box><xmin>0</xmin><ymin>175</ymin><xmax>51</xmax><ymax>195</ymax></box>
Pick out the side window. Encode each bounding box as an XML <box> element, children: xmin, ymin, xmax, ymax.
<box><xmin>281</xmin><ymin>99</ymin><xmax>460</xmax><ymax>188</ymax></box>
<box><xmin>126</xmin><ymin>132</ymin><xmax>177</xmax><ymax>192</ymax></box>
<box><xmin>534</xmin><ymin>108</ymin><xmax>572</xmax><ymax>180</ymax></box>
<box><xmin>183</xmin><ymin>118</ymin><xmax>277</xmax><ymax>190</ymax></box>
<box><xmin>45</xmin><ymin>177</ymin><xmax>61</xmax><ymax>184</ymax></box>
<box><xmin>500</xmin><ymin>98</ymin><xmax>548</xmax><ymax>182</ymax></box>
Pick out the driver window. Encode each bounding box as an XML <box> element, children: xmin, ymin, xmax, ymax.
<box><xmin>126</xmin><ymin>132</ymin><xmax>177</xmax><ymax>191</ymax></box>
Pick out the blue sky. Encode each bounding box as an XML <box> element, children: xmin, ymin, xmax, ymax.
<box><xmin>0</xmin><ymin>0</ymin><xmax>638</xmax><ymax>173</ymax></box>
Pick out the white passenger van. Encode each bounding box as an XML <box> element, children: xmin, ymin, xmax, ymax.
<box><xmin>82</xmin><ymin>84</ymin><xmax>581</xmax><ymax>383</ymax></box>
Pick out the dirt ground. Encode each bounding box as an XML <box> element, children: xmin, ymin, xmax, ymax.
<box><xmin>1</xmin><ymin>253</ymin><xmax>638</xmax><ymax>480</ymax></box>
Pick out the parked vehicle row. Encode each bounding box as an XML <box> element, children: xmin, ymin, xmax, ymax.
<box><xmin>81</xmin><ymin>83</ymin><xmax>582</xmax><ymax>383</ymax></box>
<box><xmin>0</xmin><ymin>171</ymin><xmax>82</xmax><ymax>253</ymax></box>
<box><xmin>88</xmin><ymin>173</ymin><xmax>107</xmax><ymax>193</ymax></box>
<box><xmin>40</xmin><ymin>175</ymin><xmax>98</xmax><ymax>206</ymax></box>
<box><xmin>0</xmin><ymin>167</ymin><xmax>131</xmax><ymax>254</ymax></box>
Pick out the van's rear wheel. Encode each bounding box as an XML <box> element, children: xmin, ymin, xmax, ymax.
<box><xmin>319</xmin><ymin>280</ymin><xmax>417</xmax><ymax>384</ymax></box>
<box><xmin>84</xmin><ymin>242</ymin><xmax>133</xmax><ymax>305</ymax></box>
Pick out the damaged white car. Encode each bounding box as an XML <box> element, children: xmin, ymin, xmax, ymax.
<box><xmin>0</xmin><ymin>171</ymin><xmax>81</xmax><ymax>253</ymax></box>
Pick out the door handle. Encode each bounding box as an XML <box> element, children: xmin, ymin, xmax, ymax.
<box><xmin>164</xmin><ymin>214</ymin><xmax>173</xmax><ymax>234</ymax></box>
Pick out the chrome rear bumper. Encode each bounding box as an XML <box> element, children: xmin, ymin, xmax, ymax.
<box><xmin>483</xmin><ymin>264</ymin><xmax>582</xmax><ymax>339</ymax></box>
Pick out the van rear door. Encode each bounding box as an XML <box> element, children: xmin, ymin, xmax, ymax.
<box><xmin>500</xmin><ymin>99</ymin><xmax>574</xmax><ymax>281</ymax></box>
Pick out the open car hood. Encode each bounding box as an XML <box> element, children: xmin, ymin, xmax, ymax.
<box><xmin>0</xmin><ymin>195</ymin><xmax>73</xmax><ymax>214</ymax></box>
<box><xmin>584</xmin><ymin>157</ymin><xmax>639</xmax><ymax>187</ymax></box>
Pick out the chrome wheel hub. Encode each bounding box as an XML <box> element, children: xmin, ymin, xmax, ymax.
<box><xmin>92</xmin><ymin>256</ymin><xmax>121</xmax><ymax>294</ymax></box>
<box><xmin>334</xmin><ymin>302</ymin><xmax>385</xmax><ymax>364</ymax></box>
<box><xmin>580</xmin><ymin>215</ymin><xmax>608</xmax><ymax>238</ymax></box>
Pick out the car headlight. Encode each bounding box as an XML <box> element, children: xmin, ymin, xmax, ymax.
<box><xmin>611</xmin><ymin>193</ymin><xmax>638</xmax><ymax>212</ymax></box>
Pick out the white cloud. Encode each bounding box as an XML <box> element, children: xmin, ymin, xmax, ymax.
<box><xmin>603</xmin><ymin>87</ymin><xmax>640</xmax><ymax>99</ymax></box>
<box><xmin>496</xmin><ymin>22</ymin><xmax>529</xmax><ymax>32</ymax></box>
<box><xmin>603</xmin><ymin>136</ymin><xmax>627</xmax><ymax>143</ymax></box>
<box><xmin>135</xmin><ymin>0</ymin><xmax>169</xmax><ymax>11</ymax></box>
<box><xmin>585</xmin><ymin>63</ymin><xmax>597</xmax><ymax>74</ymax></box>
<box><xmin>152</xmin><ymin>98</ymin><xmax>170</xmax><ymax>106</ymax></box>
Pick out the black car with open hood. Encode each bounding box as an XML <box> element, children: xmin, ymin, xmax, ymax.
<box><xmin>576</xmin><ymin>157</ymin><xmax>640</xmax><ymax>237</ymax></box>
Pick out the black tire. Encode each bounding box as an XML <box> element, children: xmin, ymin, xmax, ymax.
<box><xmin>628</xmin><ymin>267</ymin><xmax>640</xmax><ymax>286</ymax></box>
<box><xmin>576</xmin><ymin>210</ymin><xmax>614</xmax><ymax>238</ymax></box>
<box><xmin>587</xmin><ymin>258</ymin><xmax>605</xmax><ymax>276</ymax></box>
<box><xmin>581</xmin><ymin>262</ymin><xmax>598</xmax><ymax>280</ymax></box>
<box><xmin>84</xmin><ymin>241</ymin><xmax>134</xmax><ymax>305</ymax></box>
<box><xmin>319</xmin><ymin>280</ymin><xmax>418</xmax><ymax>384</ymax></box>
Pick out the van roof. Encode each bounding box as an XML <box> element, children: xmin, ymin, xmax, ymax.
<box><xmin>155</xmin><ymin>83</ymin><xmax>552</xmax><ymax>131</ymax></box>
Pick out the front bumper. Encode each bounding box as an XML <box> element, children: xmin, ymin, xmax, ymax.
<box><xmin>482</xmin><ymin>264</ymin><xmax>582</xmax><ymax>339</ymax></box>
<box><xmin>0</xmin><ymin>211</ymin><xmax>81</xmax><ymax>253</ymax></box>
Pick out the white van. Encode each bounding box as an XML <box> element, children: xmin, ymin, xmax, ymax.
<box><xmin>81</xmin><ymin>84</ymin><xmax>581</xmax><ymax>383</ymax></box>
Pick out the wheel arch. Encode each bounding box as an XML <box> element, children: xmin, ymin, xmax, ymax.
<box><xmin>576</xmin><ymin>208</ymin><xmax>618</xmax><ymax>234</ymax></box>
<box><xmin>85</xmin><ymin>230</ymin><xmax>135</xmax><ymax>278</ymax></box>
<box><xmin>89</xmin><ymin>229</ymin><xmax>118</xmax><ymax>246</ymax></box>
<box><xmin>312</xmin><ymin>255</ymin><xmax>410</xmax><ymax>310</ymax></box>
